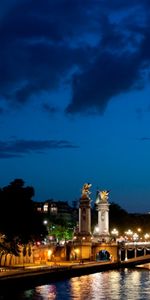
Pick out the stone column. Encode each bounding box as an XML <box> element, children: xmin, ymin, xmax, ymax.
<box><xmin>97</xmin><ymin>201</ymin><xmax>110</xmax><ymax>236</ymax></box>
<box><xmin>76</xmin><ymin>183</ymin><xmax>92</xmax><ymax>241</ymax></box>
<box><xmin>79</xmin><ymin>197</ymin><xmax>91</xmax><ymax>235</ymax></box>
<box><xmin>94</xmin><ymin>190</ymin><xmax>110</xmax><ymax>242</ymax></box>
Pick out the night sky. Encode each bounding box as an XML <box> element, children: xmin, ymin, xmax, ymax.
<box><xmin>0</xmin><ymin>0</ymin><xmax>150</xmax><ymax>213</ymax></box>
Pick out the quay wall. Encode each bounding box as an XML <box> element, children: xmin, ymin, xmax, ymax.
<box><xmin>0</xmin><ymin>242</ymin><xmax>119</xmax><ymax>266</ymax></box>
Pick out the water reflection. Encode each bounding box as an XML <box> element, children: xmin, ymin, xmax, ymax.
<box><xmin>70</xmin><ymin>275</ymin><xmax>95</xmax><ymax>299</ymax></box>
<box><xmin>1</xmin><ymin>268</ymin><xmax>150</xmax><ymax>299</ymax></box>
<box><xmin>23</xmin><ymin>285</ymin><xmax>57</xmax><ymax>300</ymax></box>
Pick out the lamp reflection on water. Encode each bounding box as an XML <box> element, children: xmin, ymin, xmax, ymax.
<box><xmin>34</xmin><ymin>285</ymin><xmax>56</xmax><ymax>300</ymax></box>
<box><xmin>70</xmin><ymin>271</ymin><xmax>125</xmax><ymax>299</ymax></box>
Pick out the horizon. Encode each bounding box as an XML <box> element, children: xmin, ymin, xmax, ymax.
<box><xmin>1</xmin><ymin>177</ymin><xmax>149</xmax><ymax>215</ymax></box>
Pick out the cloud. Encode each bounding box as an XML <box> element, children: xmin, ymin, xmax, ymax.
<box><xmin>42</xmin><ymin>103</ymin><xmax>59</xmax><ymax>115</ymax></box>
<box><xmin>0</xmin><ymin>139</ymin><xmax>78</xmax><ymax>159</ymax></box>
<box><xmin>0</xmin><ymin>0</ymin><xmax>150</xmax><ymax>115</ymax></box>
<box><xmin>66</xmin><ymin>51</ymin><xmax>142</xmax><ymax>115</ymax></box>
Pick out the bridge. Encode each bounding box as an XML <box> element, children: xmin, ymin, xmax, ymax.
<box><xmin>118</xmin><ymin>241</ymin><xmax>150</xmax><ymax>267</ymax></box>
<box><xmin>92</xmin><ymin>241</ymin><xmax>150</xmax><ymax>267</ymax></box>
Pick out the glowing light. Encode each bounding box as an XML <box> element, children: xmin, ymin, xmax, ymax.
<box><xmin>133</xmin><ymin>233</ymin><xmax>139</xmax><ymax>241</ymax></box>
<box><xmin>48</xmin><ymin>249</ymin><xmax>52</xmax><ymax>259</ymax></box>
<box><xmin>144</xmin><ymin>233</ymin><xmax>149</xmax><ymax>240</ymax></box>
<box><xmin>74</xmin><ymin>248</ymin><xmax>79</xmax><ymax>254</ymax></box>
<box><xmin>95</xmin><ymin>226</ymin><xmax>99</xmax><ymax>233</ymax></box>
<box><xmin>125</xmin><ymin>229</ymin><xmax>133</xmax><ymax>236</ymax></box>
<box><xmin>111</xmin><ymin>228</ymin><xmax>119</xmax><ymax>236</ymax></box>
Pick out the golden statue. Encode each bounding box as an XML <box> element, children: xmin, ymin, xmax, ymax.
<box><xmin>100</xmin><ymin>190</ymin><xmax>109</xmax><ymax>201</ymax></box>
<box><xmin>81</xmin><ymin>183</ymin><xmax>92</xmax><ymax>199</ymax></box>
<box><xmin>96</xmin><ymin>190</ymin><xmax>109</xmax><ymax>203</ymax></box>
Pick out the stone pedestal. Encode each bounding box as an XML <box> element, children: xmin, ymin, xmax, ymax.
<box><xmin>78</xmin><ymin>197</ymin><xmax>92</xmax><ymax>241</ymax></box>
<box><xmin>73</xmin><ymin>240</ymin><xmax>92</xmax><ymax>260</ymax></box>
<box><xmin>94</xmin><ymin>191</ymin><xmax>110</xmax><ymax>242</ymax></box>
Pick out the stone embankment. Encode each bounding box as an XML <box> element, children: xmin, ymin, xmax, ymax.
<box><xmin>1</xmin><ymin>257</ymin><xmax>150</xmax><ymax>291</ymax></box>
<box><xmin>0</xmin><ymin>261</ymin><xmax>119</xmax><ymax>291</ymax></box>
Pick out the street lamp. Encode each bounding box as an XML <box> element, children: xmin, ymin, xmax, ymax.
<box><xmin>125</xmin><ymin>229</ymin><xmax>133</xmax><ymax>241</ymax></box>
<box><xmin>144</xmin><ymin>233</ymin><xmax>149</xmax><ymax>241</ymax></box>
<box><xmin>133</xmin><ymin>233</ymin><xmax>139</xmax><ymax>241</ymax></box>
<box><xmin>111</xmin><ymin>228</ymin><xmax>119</xmax><ymax>241</ymax></box>
<box><xmin>43</xmin><ymin>220</ymin><xmax>48</xmax><ymax>225</ymax></box>
<box><xmin>137</xmin><ymin>228</ymin><xmax>142</xmax><ymax>240</ymax></box>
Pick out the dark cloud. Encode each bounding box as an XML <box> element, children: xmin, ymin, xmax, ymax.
<box><xmin>42</xmin><ymin>103</ymin><xmax>58</xmax><ymax>115</ymax></box>
<box><xmin>67</xmin><ymin>50</ymin><xmax>144</xmax><ymax>115</ymax></box>
<box><xmin>0</xmin><ymin>0</ymin><xmax>150</xmax><ymax>115</ymax></box>
<box><xmin>0</xmin><ymin>139</ymin><xmax>78</xmax><ymax>159</ymax></box>
<box><xmin>0</xmin><ymin>0</ymin><xmax>93</xmax><ymax>105</ymax></box>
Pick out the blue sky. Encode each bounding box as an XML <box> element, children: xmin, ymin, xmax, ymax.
<box><xmin>0</xmin><ymin>0</ymin><xmax>150</xmax><ymax>213</ymax></box>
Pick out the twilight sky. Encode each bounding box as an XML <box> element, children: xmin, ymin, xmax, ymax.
<box><xmin>0</xmin><ymin>0</ymin><xmax>150</xmax><ymax>213</ymax></box>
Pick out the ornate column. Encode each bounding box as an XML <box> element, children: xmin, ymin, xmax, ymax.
<box><xmin>73</xmin><ymin>183</ymin><xmax>92</xmax><ymax>260</ymax></box>
<box><xmin>94</xmin><ymin>190</ymin><xmax>110</xmax><ymax>242</ymax></box>
<box><xmin>78</xmin><ymin>183</ymin><xmax>92</xmax><ymax>240</ymax></box>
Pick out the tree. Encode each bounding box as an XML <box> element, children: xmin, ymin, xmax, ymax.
<box><xmin>0</xmin><ymin>179</ymin><xmax>47</xmax><ymax>256</ymax></box>
<box><xmin>109</xmin><ymin>202</ymin><xmax>129</xmax><ymax>233</ymax></box>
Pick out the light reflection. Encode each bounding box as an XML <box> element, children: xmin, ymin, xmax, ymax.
<box><xmin>35</xmin><ymin>285</ymin><xmax>56</xmax><ymax>300</ymax></box>
<box><xmin>124</xmin><ymin>270</ymin><xmax>141</xmax><ymax>298</ymax></box>
<box><xmin>21</xmin><ymin>269</ymin><xmax>150</xmax><ymax>300</ymax></box>
<box><xmin>70</xmin><ymin>271</ymin><xmax>122</xmax><ymax>300</ymax></box>
<box><xmin>70</xmin><ymin>275</ymin><xmax>93</xmax><ymax>299</ymax></box>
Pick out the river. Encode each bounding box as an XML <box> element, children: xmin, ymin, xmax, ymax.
<box><xmin>0</xmin><ymin>267</ymin><xmax>150</xmax><ymax>300</ymax></box>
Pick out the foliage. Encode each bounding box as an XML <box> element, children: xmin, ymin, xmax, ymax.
<box><xmin>48</xmin><ymin>224</ymin><xmax>73</xmax><ymax>241</ymax></box>
<box><xmin>0</xmin><ymin>179</ymin><xmax>47</xmax><ymax>255</ymax></box>
<box><xmin>109</xmin><ymin>202</ymin><xmax>129</xmax><ymax>233</ymax></box>
<box><xmin>0</xmin><ymin>236</ymin><xmax>20</xmax><ymax>257</ymax></box>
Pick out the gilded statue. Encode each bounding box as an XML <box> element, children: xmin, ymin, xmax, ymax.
<box><xmin>95</xmin><ymin>190</ymin><xmax>109</xmax><ymax>204</ymax></box>
<box><xmin>81</xmin><ymin>183</ymin><xmax>92</xmax><ymax>199</ymax></box>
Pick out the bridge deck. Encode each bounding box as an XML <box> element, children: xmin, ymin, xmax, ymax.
<box><xmin>119</xmin><ymin>254</ymin><xmax>150</xmax><ymax>267</ymax></box>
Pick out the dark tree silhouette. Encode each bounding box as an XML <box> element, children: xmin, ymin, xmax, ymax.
<box><xmin>0</xmin><ymin>179</ymin><xmax>47</xmax><ymax>250</ymax></box>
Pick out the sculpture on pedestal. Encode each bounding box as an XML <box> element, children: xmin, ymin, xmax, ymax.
<box><xmin>77</xmin><ymin>183</ymin><xmax>92</xmax><ymax>240</ymax></box>
<box><xmin>81</xmin><ymin>183</ymin><xmax>92</xmax><ymax>199</ymax></box>
<box><xmin>94</xmin><ymin>189</ymin><xmax>110</xmax><ymax>242</ymax></box>
<box><xmin>95</xmin><ymin>190</ymin><xmax>109</xmax><ymax>203</ymax></box>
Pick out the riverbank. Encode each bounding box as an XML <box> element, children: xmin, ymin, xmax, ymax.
<box><xmin>1</xmin><ymin>258</ymin><xmax>149</xmax><ymax>291</ymax></box>
<box><xmin>0</xmin><ymin>261</ymin><xmax>120</xmax><ymax>290</ymax></box>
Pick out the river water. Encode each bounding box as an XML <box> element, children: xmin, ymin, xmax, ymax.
<box><xmin>1</xmin><ymin>267</ymin><xmax>150</xmax><ymax>300</ymax></box>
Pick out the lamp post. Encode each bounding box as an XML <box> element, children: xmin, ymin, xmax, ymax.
<box><xmin>125</xmin><ymin>229</ymin><xmax>133</xmax><ymax>241</ymax></box>
<box><xmin>111</xmin><ymin>228</ymin><xmax>119</xmax><ymax>242</ymax></box>
<box><xmin>133</xmin><ymin>233</ymin><xmax>139</xmax><ymax>241</ymax></box>
<box><xmin>137</xmin><ymin>228</ymin><xmax>142</xmax><ymax>241</ymax></box>
<box><xmin>144</xmin><ymin>233</ymin><xmax>149</xmax><ymax>241</ymax></box>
